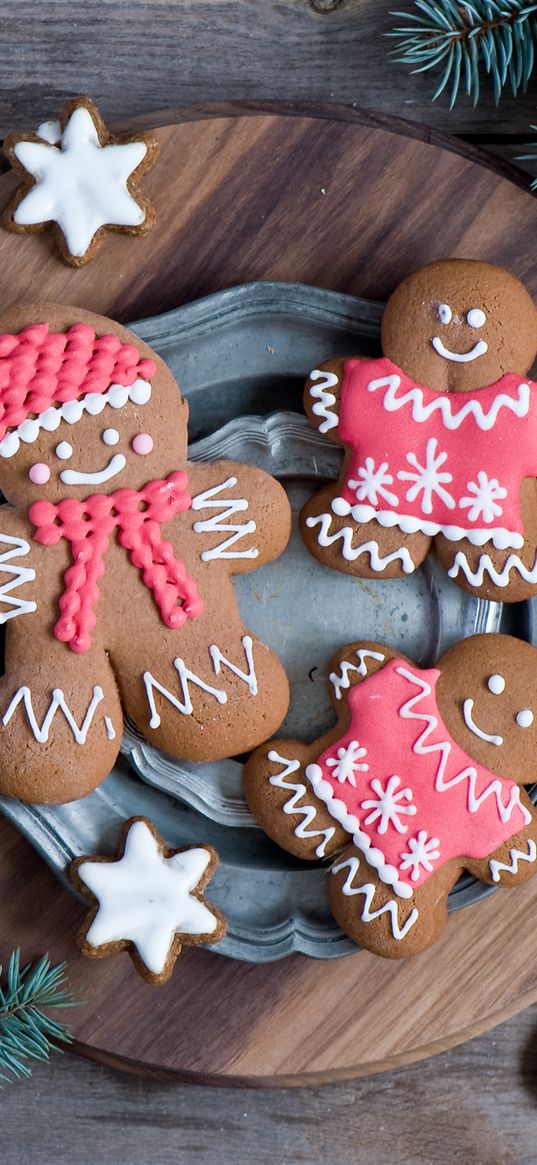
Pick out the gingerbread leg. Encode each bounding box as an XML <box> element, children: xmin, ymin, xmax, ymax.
<box><xmin>329</xmin><ymin>843</ymin><xmax>460</xmax><ymax>958</ymax></box>
<box><xmin>243</xmin><ymin>739</ymin><xmax>350</xmax><ymax>861</ymax></box>
<box><xmin>435</xmin><ymin>479</ymin><xmax>537</xmax><ymax>603</ymax></box>
<box><xmin>300</xmin><ymin>485</ymin><xmax>431</xmax><ymax>579</ymax></box>
<box><xmin>110</xmin><ymin>613</ymin><xmax>290</xmax><ymax>763</ymax></box>
<box><xmin>0</xmin><ymin>638</ymin><xmax>123</xmax><ymax>803</ymax></box>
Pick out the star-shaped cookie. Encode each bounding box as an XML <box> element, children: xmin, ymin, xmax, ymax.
<box><xmin>70</xmin><ymin>817</ymin><xmax>227</xmax><ymax>984</ymax></box>
<box><xmin>3</xmin><ymin>97</ymin><xmax>159</xmax><ymax>266</ymax></box>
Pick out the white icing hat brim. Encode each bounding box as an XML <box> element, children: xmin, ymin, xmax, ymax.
<box><xmin>0</xmin><ymin>377</ymin><xmax>152</xmax><ymax>458</ymax></box>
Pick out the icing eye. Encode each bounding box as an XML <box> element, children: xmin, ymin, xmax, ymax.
<box><xmin>132</xmin><ymin>433</ymin><xmax>154</xmax><ymax>456</ymax></box>
<box><xmin>467</xmin><ymin>308</ymin><xmax>486</xmax><ymax>329</ymax></box>
<box><xmin>55</xmin><ymin>441</ymin><xmax>73</xmax><ymax>460</ymax></box>
<box><xmin>29</xmin><ymin>462</ymin><xmax>51</xmax><ymax>485</ymax></box>
<box><xmin>437</xmin><ymin>303</ymin><xmax>452</xmax><ymax>325</ymax></box>
<box><xmin>102</xmin><ymin>428</ymin><xmax>120</xmax><ymax>446</ymax></box>
<box><xmin>516</xmin><ymin>708</ymin><xmax>534</xmax><ymax>728</ymax></box>
<box><xmin>487</xmin><ymin>674</ymin><xmax>505</xmax><ymax>695</ymax></box>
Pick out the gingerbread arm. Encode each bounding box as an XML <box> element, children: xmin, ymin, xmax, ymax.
<box><xmin>303</xmin><ymin>357</ymin><xmax>349</xmax><ymax>443</ymax></box>
<box><xmin>326</xmin><ymin>639</ymin><xmax>406</xmax><ymax>712</ymax></box>
<box><xmin>187</xmin><ymin>460</ymin><xmax>291</xmax><ymax>576</ymax></box>
<box><xmin>0</xmin><ymin>504</ymin><xmax>40</xmax><ymax>629</ymax></box>
<box><xmin>243</xmin><ymin>738</ymin><xmax>350</xmax><ymax>862</ymax></box>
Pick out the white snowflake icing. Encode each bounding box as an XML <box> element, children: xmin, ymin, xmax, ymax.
<box><xmin>325</xmin><ymin>739</ymin><xmax>369</xmax><ymax>787</ymax></box>
<box><xmin>459</xmin><ymin>471</ymin><xmax>507</xmax><ymax>524</ymax></box>
<box><xmin>360</xmin><ymin>774</ymin><xmax>417</xmax><ymax>835</ymax></box>
<box><xmin>398</xmin><ymin>437</ymin><xmax>455</xmax><ymax>515</ymax></box>
<box><xmin>399</xmin><ymin>830</ymin><xmax>441</xmax><ymax>881</ymax></box>
<box><xmin>348</xmin><ymin>458</ymin><xmax>399</xmax><ymax>507</ymax></box>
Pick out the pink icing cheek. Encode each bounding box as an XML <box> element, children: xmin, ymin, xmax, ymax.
<box><xmin>132</xmin><ymin>433</ymin><xmax>154</xmax><ymax>456</ymax></box>
<box><xmin>28</xmin><ymin>462</ymin><xmax>51</xmax><ymax>485</ymax></box>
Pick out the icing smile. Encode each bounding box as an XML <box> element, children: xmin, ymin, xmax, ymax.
<box><xmin>432</xmin><ymin>336</ymin><xmax>489</xmax><ymax>363</ymax></box>
<box><xmin>60</xmin><ymin>452</ymin><xmax>127</xmax><ymax>486</ymax></box>
<box><xmin>463</xmin><ymin>697</ymin><xmax>503</xmax><ymax>746</ymax></box>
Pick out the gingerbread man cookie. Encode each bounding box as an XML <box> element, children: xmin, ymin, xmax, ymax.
<box><xmin>301</xmin><ymin>259</ymin><xmax>537</xmax><ymax>602</ymax></box>
<box><xmin>0</xmin><ymin>303</ymin><xmax>290</xmax><ymax>804</ymax></box>
<box><xmin>244</xmin><ymin>635</ymin><xmax>537</xmax><ymax>958</ymax></box>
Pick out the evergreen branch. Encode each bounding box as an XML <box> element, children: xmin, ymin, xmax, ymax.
<box><xmin>388</xmin><ymin>1</ymin><xmax>537</xmax><ymax>108</ymax></box>
<box><xmin>0</xmin><ymin>950</ymin><xmax>79</xmax><ymax>1083</ymax></box>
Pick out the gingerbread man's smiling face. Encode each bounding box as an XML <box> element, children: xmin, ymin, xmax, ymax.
<box><xmin>381</xmin><ymin>259</ymin><xmax>537</xmax><ymax>393</ymax></box>
<box><xmin>0</xmin><ymin>317</ymin><xmax>188</xmax><ymax>510</ymax></box>
<box><xmin>437</xmin><ymin>633</ymin><xmax>537</xmax><ymax>782</ymax></box>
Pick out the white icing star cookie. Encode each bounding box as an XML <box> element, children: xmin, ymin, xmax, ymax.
<box><xmin>71</xmin><ymin>817</ymin><xmax>227</xmax><ymax>983</ymax></box>
<box><xmin>3</xmin><ymin>97</ymin><xmax>159</xmax><ymax>266</ymax></box>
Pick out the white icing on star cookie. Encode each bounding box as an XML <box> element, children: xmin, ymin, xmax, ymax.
<box><xmin>5</xmin><ymin>99</ymin><xmax>158</xmax><ymax>263</ymax></box>
<box><xmin>73</xmin><ymin>818</ymin><xmax>226</xmax><ymax>981</ymax></box>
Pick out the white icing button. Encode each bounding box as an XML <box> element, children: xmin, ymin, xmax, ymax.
<box><xmin>331</xmin><ymin>497</ymin><xmax>352</xmax><ymax>517</ymax></box>
<box><xmin>0</xmin><ymin>432</ymin><xmax>20</xmax><ymax>457</ymax></box>
<box><xmin>487</xmin><ymin>674</ymin><xmax>505</xmax><ymax>695</ymax></box>
<box><xmin>467</xmin><ymin>307</ymin><xmax>486</xmax><ymax>328</ymax></box>
<box><xmin>437</xmin><ymin>303</ymin><xmax>452</xmax><ymax>324</ymax></box>
<box><xmin>62</xmin><ymin>400</ymin><xmax>84</xmax><ymax>424</ymax></box>
<box><xmin>102</xmin><ymin>427</ymin><xmax>120</xmax><ymax>446</ymax></box>
<box><xmin>108</xmin><ymin>385</ymin><xmax>129</xmax><ymax>409</ymax></box>
<box><xmin>55</xmin><ymin>441</ymin><xmax>73</xmax><ymax>460</ymax></box>
<box><xmin>84</xmin><ymin>393</ymin><xmax>107</xmax><ymax>416</ymax></box>
<box><xmin>129</xmin><ymin>378</ymin><xmax>152</xmax><ymax>405</ymax></box>
<box><xmin>41</xmin><ymin>407</ymin><xmax>62</xmax><ymax>431</ymax></box>
<box><xmin>516</xmin><ymin>708</ymin><xmax>534</xmax><ymax>728</ymax></box>
<box><xmin>18</xmin><ymin>419</ymin><xmax>40</xmax><ymax>443</ymax></box>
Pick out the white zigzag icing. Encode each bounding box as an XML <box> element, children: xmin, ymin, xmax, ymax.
<box><xmin>309</xmin><ymin>369</ymin><xmax>339</xmax><ymax>433</ymax></box>
<box><xmin>329</xmin><ymin>649</ymin><xmax>386</xmax><ymax>700</ymax></box>
<box><xmin>368</xmin><ymin>374</ymin><xmax>530</xmax><ymax>431</ymax></box>
<box><xmin>448</xmin><ymin>550</ymin><xmax>537</xmax><ymax>588</ymax></box>
<box><xmin>305</xmin><ymin>511</ymin><xmax>415</xmax><ymax>573</ymax></box>
<box><xmin>191</xmin><ymin>476</ymin><xmax>259</xmax><ymax>562</ymax></box>
<box><xmin>396</xmin><ymin>665</ymin><xmax>531</xmax><ymax>825</ymax></box>
<box><xmin>2</xmin><ymin>684</ymin><xmax>106</xmax><ymax>744</ymax></box>
<box><xmin>489</xmin><ymin>839</ymin><xmax>537</xmax><ymax>883</ymax></box>
<box><xmin>331</xmin><ymin>854</ymin><xmax>419</xmax><ymax>941</ymax></box>
<box><xmin>268</xmin><ymin>749</ymin><xmax>336</xmax><ymax>858</ymax></box>
<box><xmin>0</xmin><ymin>535</ymin><xmax>36</xmax><ymax>622</ymax></box>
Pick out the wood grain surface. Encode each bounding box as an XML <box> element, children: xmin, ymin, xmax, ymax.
<box><xmin>1</xmin><ymin>106</ymin><xmax>537</xmax><ymax>1098</ymax></box>
<box><xmin>2</xmin><ymin>0</ymin><xmax>537</xmax><ymax>138</ymax></box>
<box><xmin>3</xmin><ymin>1004</ymin><xmax>537</xmax><ymax>1165</ymax></box>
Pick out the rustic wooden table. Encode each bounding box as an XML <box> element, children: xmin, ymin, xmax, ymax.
<box><xmin>3</xmin><ymin>3</ymin><xmax>537</xmax><ymax>1162</ymax></box>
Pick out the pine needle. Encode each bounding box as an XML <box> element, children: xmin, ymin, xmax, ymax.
<box><xmin>388</xmin><ymin>1</ymin><xmax>537</xmax><ymax>107</ymax></box>
<box><xmin>0</xmin><ymin>950</ymin><xmax>79</xmax><ymax>1084</ymax></box>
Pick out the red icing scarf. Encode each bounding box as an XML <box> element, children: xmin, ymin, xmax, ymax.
<box><xmin>30</xmin><ymin>472</ymin><xmax>203</xmax><ymax>653</ymax></box>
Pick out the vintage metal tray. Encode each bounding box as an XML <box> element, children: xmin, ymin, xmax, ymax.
<box><xmin>0</xmin><ymin>282</ymin><xmax>531</xmax><ymax>961</ymax></box>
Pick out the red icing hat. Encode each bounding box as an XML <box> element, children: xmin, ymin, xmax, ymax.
<box><xmin>0</xmin><ymin>323</ymin><xmax>156</xmax><ymax>456</ymax></box>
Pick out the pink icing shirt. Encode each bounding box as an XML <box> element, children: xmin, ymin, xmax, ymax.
<box><xmin>306</xmin><ymin>660</ymin><xmax>530</xmax><ymax>896</ymax></box>
<box><xmin>335</xmin><ymin>357</ymin><xmax>537</xmax><ymax>551</ymax></box>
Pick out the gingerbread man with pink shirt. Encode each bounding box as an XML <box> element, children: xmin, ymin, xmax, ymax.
<box><xmin>0</xmin><ymin>303</ymin><xmax>291</xmax><ymax>805</ymax></box>
<box><xmin>301</xmin><ymin>259</ymin><xmax>537</xmax><ymax>602</ymax></box>
<box><xmin>244</xmin><ymin>634</ymin><xmax>537</xmax><ymax>957</ymax></box>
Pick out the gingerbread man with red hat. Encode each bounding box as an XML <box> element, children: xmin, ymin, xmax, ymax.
<box><xmin>0</xmin><ymin>303</ymin><xmax>290</xmax><ymax>804</ymax></box>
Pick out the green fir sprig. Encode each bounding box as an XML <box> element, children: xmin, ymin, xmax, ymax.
<box><xmin>0</xmin><ymin>950</ymin><xmax>78</xmax><ymax>1083</ymax></box>
<box><xmin>388</xmin><ymin>1</ymin><xmax>537</xmax><ymax>108</ymax></box>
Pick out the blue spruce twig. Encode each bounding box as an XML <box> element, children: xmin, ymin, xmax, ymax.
<box><xmin>0</xmin><ymin>950</ymin><xmax>78</xmax><ymax>1083</ymax></box>
<box><xmin>388</xmin><ymin>1</ymin><xmax>537</xmax><ymax>108</ymax></box>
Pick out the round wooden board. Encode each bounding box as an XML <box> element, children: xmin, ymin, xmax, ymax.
<box><xmin>1</xmin><ymin>103</ymin><xmax>537</xmax><ymax>1085</ymax></box>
